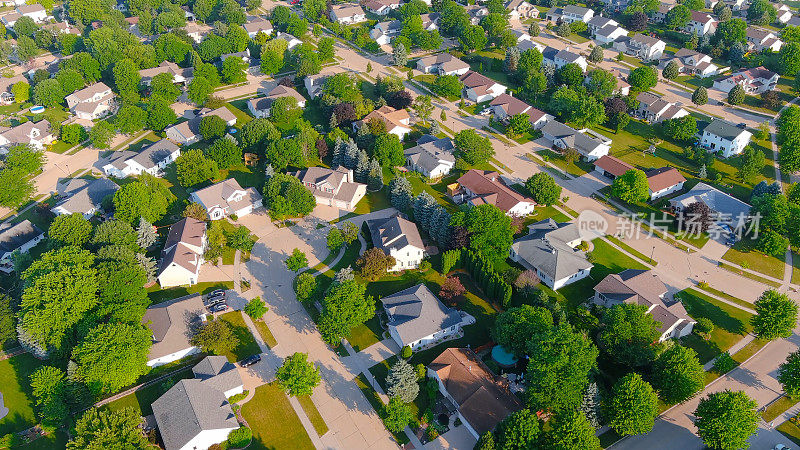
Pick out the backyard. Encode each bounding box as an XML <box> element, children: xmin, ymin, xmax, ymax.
<box><xmin>102</xmin><ymin>367</ymin><xmax>195</xmax><ymax>416</ymax></box>
<box><xmin>0</xmin><ymin>354</ymin><xmax>41</xmax><ymax>436</ymax></box>
<box><xmin>241</xmin><ymin>383</ymin><xmax>315</xmax><ymax>450</ymax></box>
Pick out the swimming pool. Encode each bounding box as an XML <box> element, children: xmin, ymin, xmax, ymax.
<box><xmin>30</xmin><ymin>106</ymin><xmax>45</xmax><ymax>114</ymax></box>
<box><xmin>491</xmin><ymin>345</ymin><xmax>519</xmax><ymax>368</ymax></box>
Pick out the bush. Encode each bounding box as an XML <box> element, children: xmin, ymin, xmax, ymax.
<box><xmin>418</xmin><ymin>261</ymin><xmax>431</xmax><ymax>272</ymax></box>
<box><xmin>227</xmin><ymin>426</ymin><xmax>252</xmax><ymax>448</ymax></box>
<box><xmin>227</xmin><ymin>390</ymin><xmax>249</xmax><ymax>404</ymax></box>
<box><xmin>713</xmin><ymin>352</ymin><xmax>738</xmax><ymax>374</ymax></box>
<box><xmin>401</xmin><ymin>345</ymin><xmax>412</xmax><ymax>359</ymax></box>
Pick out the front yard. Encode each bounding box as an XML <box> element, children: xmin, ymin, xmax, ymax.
<box><xmin>679</xmin><ymin>288</ymin><xmax>753</xmax><ymax>364</ymax></box>
<box><xmin>146</xmin><ymin>281</ymin><xmax>234</xmax><ymax>305</ymax></box>
<box><xmin>217</xmin><ymin>311</ymin><xmax>262</xmax><ymax>363</ymax></box>
<box><xmin>722</xmin><ymin>237</ymin><xmax>785</xmax><ymax>280</ymax></box>
<box><xmin>241</xmin><ymin>383</ymin><xmax>315</xmax><ymax>450</ymax></box>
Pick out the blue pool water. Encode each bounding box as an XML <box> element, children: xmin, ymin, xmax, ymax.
<box><xmin>492</xmin><ymin>345</ymin><xmax>519</xmax><ymax>367</ymax></box>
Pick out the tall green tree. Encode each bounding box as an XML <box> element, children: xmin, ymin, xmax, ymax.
<box><xmin>492</xmin><ymin>305</ymin><xmax>553</xmax><ymax>357</ymax></box>
<box><xmin>611</xmin><ymin>169</ymin><xmax>650</xmax><ymax>203</ymax></box>
<box><xmin>752</xmin><ymin>289</ymin><xmax>798</xmax><ymax>340</ymax></box>
<box><xmin>67</xmin><ymin>407</ymin><xmax>151</xmax><ymax>449</ymax></box>
<box><xmin>694</xmin><ymin>390</ymin><xmax>758</xmax><ymax>450</ymax></box>
<box><xmin>652</xmin><ymin>344</ymin><xmax>705</xmax><ymax>403</ymax></box>
<box><xmin>48</xmin><ymin>213</ymin><xmax>92</xmax><ymax>247</ymax></box>
<box><xmin>318</xmin><ymin>279</ymin><xmax>374</xmax><ymax>345</ymax></box>
<box><xmin>451</xmin><ymin>204</ymin><xmax>513</xmax><ymax>264</ymax></box>
<box><xmin>544</xmin><ymin>409</ymin><xmax>601</xmax><ymax>450</ymax></box>
<box><xmin>606</xmin><ymin>373</ymin><xmax>659</xmax><ymax>436</ymax></box>
<box><xmin>779</xmin><ymin>350</ymin><xmax>800</xmax><ymax>399</ymax></box>
<box><xmin>72</xmin><ymin>323</ymin><xmax>152</xmax><ymax>394</ymax></box>
<box><xmin>599</xmin><ymin>303</ymin><xmax>663</xmax><ymax>367</ymax></box>
<box><xmin>276</xmin><ymin>352</ymin><xmax>321</xmax><ymax>396</ymax></box>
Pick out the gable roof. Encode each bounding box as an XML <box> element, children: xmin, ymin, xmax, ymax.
<box><xmin>669</xmin><ymin>182</ymin><xmax>751</xmax><ymax>218</ymax></box>
<box><xmin>108</xmin><ymin>138</ymin><xmax>179</xmax><ymax>171</ymax></box>
<box><xmin>192</xmin><ymin>355</ymin><xmax>243</xmax><ymax>394</ymax></box>
<box><xmin>163</xmin><ymin>217</ymin><xmax>206</xmax><ymax>251</ymax></box>
<box><xmin>0</xmin><ymin>119</ymin><xmax>51</xmax><ymax>144</ymax></box>
<box><xmin>457</xmin><ymin>170</ymin><xmax>533</xmax><ymax>213</ymax></box>
<box><xmin>703</xmin><ymin>118</ymin><xmax>748</xmax><ymax>141</ymax></box>
<box><xmin>404</xmin><ymin>136</ymin><xmax>455</xmax><ymax>173</ymax></box>
<box><xmin>381</xmin><ymin>284</ymin><xmax>462</xmax><ymax>346</ymax></box>
<box><xmin>511</xmin><ymin>219</ymin><xmax>592</xmax><ymax>281</ymax></box>
<box><xmin>645</xmin><ymin>167</ymin><xmax>686</xmax><ymax>192</ymax></box>
<box><xmin>429</xmin><ymin>348</ymin><xmax>523</xmax><ymax>435</ymax></box>
<box><xmin>460</xmin><ymin>71</ymin><xmax>501</xmax><ymax>90</ymax></box>
<box><xmin>54</xmin><ymin>177</ymin><xmax>119</xmax><ymax>214</ymax></box>
<box><xmin>192</xmin><ymin>178</ymin><xmax>263</xmax><ymax>211</ymax></box>
<box><xmin>594</xmin><ymin>269</ymin><xmax>667</xmax><ymax>307</ymax></box>
<box><xmin>142</xmin><ymin>294</ymin><xmax>205</xmax><ymax>360</ymax></box>
<box><xmin>594</xmin><ymin>155</ymin><xmax>633</xmax><ymax>177</ymax></box>
<box><xmin>490</xmin><ymin>93</ymin><xmax>531</xmax><ymax>116</ymax></box>
<box><xmin>367</xmin><ymin>215</ymin><xmax>425</xmax><ymax>252</ymax></box>
<box><xmin>0</xmin><ymin>220</ymin><xmax>42</xmax><ymax>254</ymax></box>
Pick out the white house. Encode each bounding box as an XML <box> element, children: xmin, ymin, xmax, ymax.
<box><xmin>542</xmin><ymin>46</ymin><xmax>588</xmax><ymax>71</ymax></box>
<box><xmin>454</xmin><ymin>170</ymin><xmax>536</xmax><ymax>216</ymax></box>
<box><xmin>0</xmin><ymin>119</ymin><xmax>53</xmax><ymax>152</ymax></box>
<box><xmin>429</xmin><ymin>348</ymin><xmax>523</xmax><ymax>440</ymax></box>
<box><xmin>593</xmin><ymin>270</ymin><xmax>695</xmax><ymax>341</ymax></box>
<box><xmin>546</xmin><ymin>5</ymin><xmax>594</xmax><ymax>23</ymax></box>
<box><xmin>274</xmin><ymin>32</ymin><xmax>303</xmax><ymax>50</ymax></box>
<box><xmin>191</xmin><ymin>178</ymin><xmax>263</xmax><ymax>220</ymax></box>
<box><xmin>670</xmin><ymin>182</ymin><xmax>752</xmax><ymax>230</ymax></box>
<box><xmin>102</xmin><ymin>139</ymin><xmax>180</xmax><ymax>178</ymax></box>
<box><xmin>712</xmin><ymin>66</ymin><xmax>779</xmax><ymax>95</ymax></box>
<box><xmin>699</xmin><ymin>119</ymin><xmax>752</xmax><ymax>158</ymax></box>
<box><xmin>634</xmin><ymin>92</ymin><xmax>689</xmax><ymax>123</ymax></box>
<box><xmin>662</xmin><ymin>49</ymin><xmax>720</xmax><ymax>78</ymax></box>
<box><xmin>415</xmin><ymin>53</ymin><xmax>471</xmax><ymax>76</ymax></box>
<box><xmin>613</xmin><ymin>34</ymin><xmax>665</xmax><ymax>61</ymax></box>
<box><xmin>151</xmin><ymin>356</ymin><xmax>243</xmax><ymax>450</ymax></box>
<box><xmin>243</xmin><ymin>17</ymin><xmax>273</xmax><ymax>37</ymax></box>
<box><xmin>157</xmin><ymin>218</ymin><xmax>206</xmax><ymax>288</ymax></box>
<box><xmin>460</xmin><ymin>71</ymin><xmax>506</xmax><ymax>103</ymax></box>
<box><xmin>371</xmin><ymin>20</ymin><xmax>402</xmax><ymax>45</ymax></box>
<box><xmin>185</xmin><ymin>22</ymin><xmax>213</xmax><ymax>43</ymax></box>
<box><xmin>0</xmin><ymin>220</ymin><xmax>43</xmax><ymax>273</ymax></box>
<box><xmin>404</xmin><ymin>135</ymin><xmax>456</xmax><ymax>179</ymax></box>
<box><xmin>776</xmin><ymin>3</ymin><xmax>794</xmax><ymax>24</ymax></box>
<box><xmin>465</xmin><ymin>4</ymin><xmax>489</xmax><ymax>24</ymax></box>
<box><xmin>15</xmin><ymin>4</ymin><xmax>47</xmax><ymax>23</ymax></box>
<box><xmin>506</xmin><ymin>0</ymin><xmax>538</xmax><ymax>19</ymax></box>
<box><xmin>509</xmin><ymin>219</ymin><xmax>593</xmax><ymax>290</ymax></box>
<box><xmin>588</xmin><ymin>16</ymin><xmax>627</xmax><ymax>45</ymax></box>
<box><xmin>329</xmin><ymin>3</ymin><xmax>366</xmax><ymax>24</ymax></box>
<box><xmin>65</xmin><ymin>83</ymin><xmax>117</xmax><ymax>120</ymax></box>
<box><xmin>220</xmin><ymin>49</ymin><xmax>250</xmax><ymax>64</ymax></box>
<box><xmin>142</xmin><ymin>294</ymin><xmax>206</xmax><ymax>367</ymax></box>
<box><xmin>489</xmin><ymin>94</ymin><xmax>553</xmax><ymax>129</ymax></box>
<box><xmin>746</xmin><ymin>28</ymin><xmax>783</xmax><ymax>52</ymax></box>
<box><xmin>685</xmin><ymin>10</ymin><xmax>716</xmax><ymax>36</ymax></box>
<box><xmin>291</xmin><ymin>166</ymin><xmax>366</xmax><ymax>211</ymax></box>
<box><xmin>247</xmin><ymin>85</ymin><xmax>306</xmax><ymax>118</ymax></box>
<box><xmin>355</xmin><ymin>105</ymin><xmax>411</xmax><ymax>139</ymax></box>
<box><xmin>381</xmin><ymin>284</ymin><xmax>467</xmax><ymax>350</ymax></box>
<box><xmin>367</xmin><ymin>215</ymin><xmax>425</xmax><ymax>271</ymax></box>
<box><xmin>541</xmin><ymin>120</ymin><xmax>611</xmax><ymax>161</ymax></box>
<box><xmin>645</xmin><ymin>167</ymin><xmax>686</xmax><ymax>200</ymax></box>
<box><xmin>51</xmin><ymin>178</ymin><xmax>119</xmax><ymax>218</ymax></box>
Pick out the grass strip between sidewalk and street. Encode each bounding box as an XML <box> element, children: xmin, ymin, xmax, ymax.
<box><xmin>297</xmin><ymin>395</ymin><xmax>329</xmax><ymax>436</ymax></box>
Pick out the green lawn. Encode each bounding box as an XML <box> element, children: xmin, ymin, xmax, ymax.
<box><xmin>0</xmin><ymin>354</ymin><xmax>41</xmax><ymax>435</ymax></box>
<box><xmin>537</xmin><ymin>149</ymin><xmax>593</xmax><ymax>177</ymax></box>
<box><xmin>217</xmin><ymin>311</ymin><xmax>262</xmax><ymax>363</ymax></box>
<box><xmin>793</xmin><ymin>251</ymin><xmax>800</xmax><ymax>284</ymax></box>
<box><xmin>368</xmin><ymin>355</ymin><xmax>396</xmax><ymax>392</ymax></box>
<box><xmin>297</xmin><ymin>395</ymin><xmax>329</xmax><ymax>436</ymax></box>
<box><xmin>225</xmin><ymin>101</ymin><xmax>254</xmax><ymax>126</ymax></box>
<box><xmin>253</xmin><ymin>319</ymin><xmax>278</xmax><ymax>348</ymax></box>
<box><xmin>722</xmin><ymin>237</ymin><xmax>785</xmax><ymax>280</ymax></box>
<box><xmin>678</xmin><ymin>289</ymin><xmax>753</xmax><ymax>364</ymax></box>
<box><xmin>407</xmin><ymin>174</ymin><xmax>460</xmax><ymax>213</ymax></box>
<box><xmin>20</xmin><ymin>430</ymin><xmax>69</xmax><ymax>450</ymax></box>
<box><xmin>354</xmin><ymin>374</ymin><xmax>409</xmax><ymax>445</ymax></box>
<box><xmin>242</xmin><ymin>383</ymin><xmax>315</xmax><ymax>450</ymax></box>
<box><xmin>102</xmin><ymin>367</ymin><xmax>195</xmax><ymax>416</ymax></box>
<box><xmin>598</xmin><ymin>429</ymin><xmax>623</xmax><ymax>449</ymax></box>
<box><xmin>778</xmin><ymin>420</ymin><xmax>800</xmax><ymax>446</ymax></box>
<box><xmin>353</xmin><ymin>188</ymin><xmax>392</xmax><ymax>215</ymax></box>
<box><xmin>147</xmin><ymin>281</ymin><xmax>234</xmax><ymax>305</ymax></box>
<box><xmin>347</xmin><ymin>314</ymin><xmax>383</xmax><ymax>352</ymax></box>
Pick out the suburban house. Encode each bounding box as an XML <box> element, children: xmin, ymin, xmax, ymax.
<box><xmin>244</xmin><ymin>16</ymin><xmax>273</xmax><ymax>37</ymax></box>
<box><xmin>51</xmin><ymin>178</ymin><xmax>119</xmax><ymax>217</ymax></box>
<box><xmin>489</xmin><ymin>94</ymin><xmax>552</xmax><ymax>129</ymax></box>
<box><xmin>593</xmin><ymin>270</ymin><xmax>696</xmax><ymax>341</ymax></box>
<box><xmin>542</xmin><ymin>46</ymin><xmax>588</xmax><ymax>71</ymax></box>
<box><xmin>518</xmin><ymin>39</ymin><xmax>545</xmax><ymax>54</ymax></box>
<box><xmin>329</xmin><ymin>3</ymin><xmax>367</xmax><ymax>24</ymax></box>
<box><xmin>43</xmin><ymin>21</ymin><xmax>81</xmax><ymax>35</ymax></box>
<box><xmin>65</xmin><ymin>82</ymin><xmax>117</xmax><ymax>120</ymax></box>
<box><xmin>363</xmin><ymin>0</ymin><xmax>401</xmax><ymax>15</ymax></box>
<box><xmin>291</xmin><ymin>166</ymin><xmax>366</xmax><ymax>211</ymax></box>
<box><xmin>0</xmin><ymin>220</ymin><xmax>44</xmax><ymax>273</ymax></box>
<box><xmin>2</xmin><ymin>4</ymin><xmax>47</xmax><ymax>27</ymax></box>
<box><xmin>684</xmin><ymin>11</ymin><xmax>716</xmax><ymax>36</ymax></box>
<box><xmin>151</xmin><ymin>356</ymin><xmax>242</xmax><ymax>450</ymax></box>
<box><xmin>381</xmin><ymin>284</ymin><xmax>465</xmax><ymax>350</ymax></box>
<box><xmin>0</xmin><ymin>119</ymin><xmax>53</xmax><ymax>152</ymax></box>
<box><xmin>712</xmin><ymin>66</ymin><xmax>779</xmax><ymax>95</ymax></box>
<box><xmin>367</xmin><ymin>215</ymin><xmax>425</xmax><ymax>271</ymax></box>
<box><xmin>789</xmin><ymin>16</ymin><xmax>800</xmax><ymax>27</ymax></box>
<box><xmin>699</xmin><ymin>118</ymin><xmax>752</xmax><ymax>157</ymax></box>
<box><xmin>633</xmin><ymin>92</ymin><xmax>689</xmax><ymax>123</ymax></box>
<box><xmin>0</xmin><ymin>74</ymin><xmax>25</xmax><ymax>104</ymax></box>
<box><xmin>453</xmin><ymin>170</ymin><xmax>536</xmax><ymax>216</ymax></box>
<box><xmin>355</xmin><ymin>105</ymin><xmax>411</xmax><ymax>139</ymax></box>
<box><xmin>157</xmin><ymin>218</ymin><xmax>207</xmax><ymax>288</ymax></box>
<box><xmin>460</xmin><ymin>71</ymin><xmax>507</xmax><ymax>103</ymax></box>
<box><xmin>546</xmin><ymin>5</ymin><xmax>594</xmax><ymax>23</ymax></box>
<box><xmin>190</xmin><ymin>178</ymin><xmax>263</xmax><ymax>220</ymax></box>
<box><xmin>776</xmin><ymin>3</ymin><xmax>794</xmax><ymax>24</ymax></box>
<box><xmin>415</xmin><ymin>54</ymin><xmax>471</xmax><ymax>76</ymax></box>
<box><xmin>102</xmin><ymin>139</ymin><xmax>181</xmax><ymax>178</ymax></box>
<box><xmin>185</xmin><ymin>22</ymin><xmax>212</xmax><ymax>43</ymax></box>
<box><xmin>670</xmin><ymin>182</ymin><xmax>752</xmax><ymax>230</ymax></box>
<box><xmin>371</xmin><ymin>20</ymin><xmax>402</xmax><ymax>45</ymax></box>
<box><xmin>165</xmin><ymin>107</ymin><xmax>237</xmax><ymax>145</ymax></box>
<box><xmin>303</xmin><ymin>67</ymin><xmax>345</xmax><ymax>99</ymax></box>
<box><xmin>465</xmin><ymin>4</ymin><xmax>489</xmax><ymax>24</ymax></box>
<box><xmin>404</xmin><ymin>135</ymin><xmax>456</xmax><ymax>179</ymax></box>
<box><xmin>645</xmin><ymin>167</ymin><xmax>686</xmax><ymax>200</ymax></box>
<box><xmin>428</xmin><ymin>348</ymin><xmax>523</xmax><ymax>440</ymax></box>
<box><xmin>247</xmin><ymin>85</ymin><xmax>306</xmax><ymax>118</ymax></box>
<box><xmin>142</xmin><ymin>294</ymin><xmax>206</xmax><ymax>367</ymax></box>
<box><xmin>593</xmin><ymin>155</ymin><xmax>634</xmax><ymax>180</ymax></box>
<box><xmin>274</xmin><ymin>32</ymin><xmax>303</xmax><ymax>50</ymax></box>
<box><xmin>506</xmin><ymin>0</ymin><xmax>538</xmax><ymax>19</ymax></box>
<box><xmin>746</xmin><ymin>28</ymin><xmax>783</xmax><ymax>52</ymax></box>
<box><xmin>651</xmin><ymin>3</ymin><xmax>671</xmax><ymax>23</ymax></box>
<box><xmin>220</xmin><ymin>49</ymin><xmax>250</xmax><ymax>64</ymax></box>
<box><xmin>587</xmin><ymin>17</ymin><xmax>627</xmax><ymax>45</ymax></box>
<box><xmin>541</xmin><ymin>120</ymin><xmax>611</xmax><ymax>161</ymax></box>
<box><xmin>613</xmin><ymin>34</ymin><xmax>665</xmax><ymax>61</ymax></box>
<box><xmin>509</xmin><ymin>219</ymin><xmax>593</xmax><ymax>290</ymax></box>
<box><xmin>661</xmin><ymin>49</ymin><xmax>720</xmax><ymax>78</ymax></box>
<box><xmin>139</xmin><ymin>61</ymin><xmax>194</xmax><ymax>86</ymax></box>
<box><xmin>420</xmin><ymin>13</ymin><xmax>440</xmax><ymax>30</ymax></box>
<box><xmin>511</xmin><ymin>29</ymin><xmax>531</xmax><ymax>44</ymax></box>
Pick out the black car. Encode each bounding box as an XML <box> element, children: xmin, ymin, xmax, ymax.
<box><xmin>737</xmin><ymin>123</ymin><xmax>747</xmax><ymax>129</ymax></box>
<box><xmin>240</xmin><ymin>354</ymin><xmax>261</xmax><ymax>367</ymax></box>
<box><xmin>209</xmin><ymin>303</ymin><xmax>228</xmax><ymax>313</ymax></box>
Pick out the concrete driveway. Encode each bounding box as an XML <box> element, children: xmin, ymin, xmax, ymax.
<box><xmin>353</xmin><ymin>338</ymin><xmax>400</xmax><ymax>371</ymax></box>
<box><xmin>425</xmin><ymin>426</ymin><xmax>477</xmax><ymax>449</ymax></box>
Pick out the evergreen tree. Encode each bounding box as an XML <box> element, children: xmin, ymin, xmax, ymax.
<box><xmin>329</xmin><ymin>112</ymin><xmax>338</xmax><ymax>130</ymax></box>
<box><xmin>393</xmin><ymin>43</ymin><xmax>408</xmax><ymax>67</ymax></box>
<box><xmin>367</xmin><ymin>158</ymin><xmax>383</xmax><ymax>190</ymax></box>
<box><xmin>386</xmin><ymin>359</ymin><xmax>419</xmax><ymax>403</ymax></box>
<box><xmin>431</xmin><ymin>207</ymin><xmax>452</xmax><ymax>247</ymax></box>
<box><xmin>135</xmin><ymin>253</ymin><xmax>157</xmax><ymax>283</ymax></box>
<box><xmin>343</xmin><ymin>138</ymin><xmax>359</xmax><ymax>169</ymax></box>
<box><xmin>355</xmin><ymin>150</ymin><xmax>369</xmax><ymax>182</ymax></box>
<box><xmin>389</xmin><ymin>176</ymin><xmax>413</xmax><ymax>212</ymax></box>
<box><xmin>331</xmin><ymin>137</ymin><xmax>345</xmax><ymax>167</ymax></box>
<box><xmin>699</xmin><ymin>163</ymin><xmax>707</xmax><ymax>179</ymax></box>
<box><xmin>579</xmin><ymin>381</ymin><xmax>602</xmax><ymax>427</ymax></box>
<box><xmin>504</xmin><ymin>47</ymin><xmax>521</xmax><ymax>73</ymax></box>
<box><xmin>413</xmin><ymin>191</ymin><xmax>437</xmax><ymax>232</ymax></box>
<box><xmin>264</xmin><ymin>163</ymin><xmax>275</xmax><ymax>179</ymax></box>
<box><xmin>135</xmin><ymin>218</ymin><xmax>157</xmax><ymax>249</ymax></box>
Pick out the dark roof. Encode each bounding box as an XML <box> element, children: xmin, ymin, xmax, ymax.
<box><xmin>702</xmin><ymin>118</ymin><xmax>748</xmax><ymax>141</ymax></box>
<box><xmin>163</xmin><ymin>218</ymin><xmax>206</xmax><ymax>252</ymax></box>
<box><xmin>511</xmin><ymin>219</ymin><xmax>592</xmax><ymax>281</ymax></box>
<box><xmin>0</xmin><ymin>220</ymin><xmax>42</xmax><ymax>254</ymax></box>
<box><xmin>192</xmin><ymin>355</ymin><xmax>243</xmax><ymax>394</ymax></box>
<box><xmin>593</xmin><ymin>269</ymin><xmax>667</xmax><ymax>307</ymax></box>
<box><xmin>54</xmin><ymin>178</ymin><xmax>119</xmax><ymax>214</ymax></box>
<box><xmin>381</xmin><ymin>284</ymin><xmax>462</xmax><ymax>346</ymax></box>
<box><xmin>367</xmin><ymin>215</ymin><xmax>425</xmax><ymax>252</ymax></box>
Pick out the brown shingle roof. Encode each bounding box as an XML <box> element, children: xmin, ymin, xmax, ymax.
<box><xmin>593</xmin><ymin>155</ymin><xmax>634</xmax><ymax>178</ymax></box>
<box><xmin>645</xmin><ymin>167</ymin><xmax>686</xmax><ymax>192</ymax></box>
<box><xmin>457</xmin><ymin>170</ymin><xmax>533</xmax><ymax>213</ymax></box>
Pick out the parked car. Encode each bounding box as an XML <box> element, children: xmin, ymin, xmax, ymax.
<box><xmin>209</xmin><ymin>303</ymin><xmax>228</xmax><ymax>313</ymax></box>
<box><xmin>240</xmin><ymin>354</ymin><xmax>262</xmax><ymax>367</ymax></box>
<box><xmin>206</xmin><ymin>298</ymin><xmax>226</xmax><ymax>309</ymax></box>
<box><xmin>774</xmin><ymin>445</ymin><xmax>791</xmax><ymax>450</ymax></box>
<box><xmin>737</xmin><ymin>123</ymin><xmax>747</xmax><ymax>129</ymax></box>
<box><xmin>210</xmin><ymin>289</ymin><xmax>226</xmax><ymax>297</ymax></box>
<box><xmin>205</xmin><ymin>292</ymin><xmax>225</xmax><ymax>305</ymax></box>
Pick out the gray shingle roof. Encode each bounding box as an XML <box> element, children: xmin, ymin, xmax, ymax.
<box><xmin>404</xmin><ymin>137</ymin><xmax>455</xmax><ymax>174</ymax></box>
<box><xmin>511</xmin><ymin>219</ymin><xmax>592</xmax><ymax>281</ymax></box>
<box><xmin>367</xmin><ymin>215</ymin><xmax>425</xmax><ymax>252</ymax></box>
<box><xmin>669</xmin><ymin>182</ymin><xmax>751</xmax><ymax>220</ymax></box>
<box><xmin>192</xmin><ymin>355</ymin><xmax>243</xmax><ymax>394</ymax></box>
<box><xmin>53</xmin><ymin>178</ymin><xmax>119</xmax><ymax>215</ymax></box>
<box><xmin>381</xmin><ymin>284</ymin><xmax>462</xmax><ymax>346</ymax></box>
<box><xmin>703</xmin><ymin>118</ymin><xmax>747</xmax><ymax>141</ymax></box>
<box><xmin>0</xmin><ymin>220</ymin><xmax>42</xmax><ymax>254</ymax></box>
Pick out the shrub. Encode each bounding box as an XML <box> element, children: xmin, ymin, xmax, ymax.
<box><xmin>227</xmin><ymin>426</ymin><xmax>252</xmax><ymax>448</ymax></box>
<box><xmin>401</xmin><ymin>345</ymin><xmax>412</xmax><ymax>359</ymax></box>
<box><xmin>227</xmin><ymin>390</ymin><xmax>249</xmax><ymax>404</ymax></box>
<box><xmin>713</xmin><ymin>352</ymin><xmax>737</xmax><ymax>374</ymax></box>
